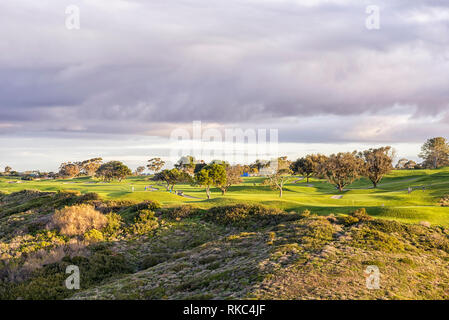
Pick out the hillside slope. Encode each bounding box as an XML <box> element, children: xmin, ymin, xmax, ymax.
<box><xmin>0</xmin><ymin>190</ymin><xmax>448</xmax><ymax>300</ymax></box>
<box><xmin>72</xmin><ymin>212</ymin><xmax>449</xmax><ymax>300</ymax></box>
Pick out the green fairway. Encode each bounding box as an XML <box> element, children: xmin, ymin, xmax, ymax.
<box><xmin>1</xmin><ymin>167</ymin><xmax>449</xmax><ymax>226</ymax></box>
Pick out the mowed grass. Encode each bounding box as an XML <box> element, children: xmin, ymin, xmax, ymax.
<box><xmin>1</xmin><ymin>167</ymin><xmax>449</xmax><ymax>226</ymax></box>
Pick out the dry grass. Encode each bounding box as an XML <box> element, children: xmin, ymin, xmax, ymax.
<box><xmin>49</xmin><ymin>204</ymin><xmax>107</xmax><ymax>236</ymax></box>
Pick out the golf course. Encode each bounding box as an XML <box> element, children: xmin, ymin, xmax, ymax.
<box><xmin>2</xmin><ymin>167</ymin><xmax>448</xmax><ymax>226</ymax></box>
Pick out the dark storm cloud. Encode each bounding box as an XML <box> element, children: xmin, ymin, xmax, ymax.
<box><xmin>0</xmin><ymin>0</ymin><xmax>448</xmax><ymax>143</ymax></box>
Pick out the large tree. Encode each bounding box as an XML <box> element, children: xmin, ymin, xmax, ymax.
<box><xmin>78</xmin><ymin>158</ymin><xmax>103</xmax><ymax>176</ymax></box>
<box><xmin>419</xmin><ymin>137</ymin><xmax>449</xmax><ymax>169</ymax></box>
<box><xmin>58</xmin><ymin>162</ymin><xmax>80</xmax><ymax>179</ymax></box>
<box><xmin>147</xmin><ymin>158</ymin><xmax>165</xmax><ymax>173</ymax></box>
<box><xmin>96</xmin><ymin>161</ymin><xmax>132</xmax><ymax>182</ymax></box>
<box><xmin>195</xmin><ymin>164</ymin><xmax>227</xmax><ymax>199</ymax></box>
<box><xmin>4</xmin><ymin>166</ymin><xmax>12</xmax><ymax>175</ymax></box>
<box><xmin>290</xmin><ymin>154</ymin><xmax>327</xmax><ymax>183</ymax></box>
<box><xmin>359</xmin><ymin>146</ymin><xmax>394</xmax><ymax>188</ymax></box>
<box><xmin>320</xmin><ymin>152</ymin><xmax>364</xmax><ymax>192</ymax></box>
<box><xmin>152</xmin><ymin>168</ymin><xmax>191</xmax><ymax>191</ymax></box>
<box><xmin>135</xmin><ymin>166</ymin><xmax>146</xmax><ymax>175</ymax></box>
<box><xmin>218</xmin><ymin>164</ymin><xmax>243</xmax><ymax>195</ymax></box>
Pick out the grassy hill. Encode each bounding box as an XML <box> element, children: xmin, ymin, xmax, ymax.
<box><xmin>0</xmin><ymin>168</ymin><xmax>448</xmax><ymax>300</ymax></box>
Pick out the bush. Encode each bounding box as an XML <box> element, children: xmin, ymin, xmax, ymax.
<box><xmin>204</xmin><ymin>204</ymin><xmax>296</xmax><ymax>229</ymax></box>
<box><xmin>77</xmin><ymin>192</ymin><xmax>100</xmax><ymax>203</ymax></box>
<box><xmin>140</xmin><ymin>253</ymin><xmax>171</xmax><ymax>269</ymax></box>
<box><xmin>439</xmin><ymin>195</ymin><xmax>449</xmax><ymax>207</ymax></box>
<box><xmin>166</xmin><ymin>205</ymin><xmax>196</xmax><ymax>220</ymax></box>
<box><xmin>133</xmin><ymin>200</ymin><xmax>161</xmax><ymax>212</ymax></box>
<box><xmin>49</xmin><ymin>204</ymin><xmax>108</xmax><ymax>237</ymax></box>
<box><xmin>102</xmin><ymin>213</ymin><xmax>123</xmax><ymax>239</ymax></box>
<box><xmin>338</xmin><ymin>215</ymin><xmax>359</xmax><ymax>226</ymax></box>
<box><xmin>128</xmin><ymin>210</ymin><xmax>159</xmax><ymax>236</ymax></box>
<box><xmin>0</xmin><ymin>247</ymin><xmax>132</xmax><ymax>300</ymax></box>
<box><xmin>350</xmin><ymin>208</ymin><xmax>372</xmax><ymax>221</ymax></box>
<box><xmin>300</xmin><ymin>209</ymin><xmax>311</xmax><ymax>218</ymax></box>
<box><xmin>84</xmin><ymin>229</ymin><xmax>104</xmax><ymax>242</ymax></box>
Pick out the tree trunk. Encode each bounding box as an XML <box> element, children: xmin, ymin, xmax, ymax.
<box><xmin>306</xmin><ymin>175</ymin><xmax>309</xmax><ymax>183</ymax></box>
<box><xmin>279</xmin><ymin>188</ymin><xmax>283</xmax><ymax>198</ymax></box>
<box><xmin>221</xmin><ymin>189</ymin><xmax>226</xmax><ymax>196</ymax></box>
<box><xmin>206</xmin><ymin>187</ymin><xmax>211</xmax><ymax>199</ymax></box>
<box><xmin>338</xmin><ymin>185</ymin><xmax>343</xmax><ymax>192</ymax></box>
<box><xmin>372</xmin><ymin>181</ymin><xmax>377</xmax><ymax>188</ymax></box>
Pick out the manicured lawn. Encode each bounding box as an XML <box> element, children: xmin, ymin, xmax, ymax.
<box><xmin>1</xmin><ymin>167</ymin><xmax>449</xmax><ymax>226</ymax></box>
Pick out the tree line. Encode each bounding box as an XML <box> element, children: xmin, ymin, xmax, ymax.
<box><xmin>1</xmin><ymin>137</ymin><xmax>448</xmax><ymax>198</ymax></box>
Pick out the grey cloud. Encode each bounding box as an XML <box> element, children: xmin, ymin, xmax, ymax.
<box><xmin>0</xmin><ymin>0</ymin><xmax>448</xmax><ymax>143</ymax></box>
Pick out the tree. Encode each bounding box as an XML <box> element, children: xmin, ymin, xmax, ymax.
<box><xmin>194</xmin><ymin>164</ymin><xmax>227</xmax><ymax>199</ymax></box>
<box><xmin>135</xmin><ymin>166</ymin><xmax>146</xmax><ymax>175</ymax></box>
<box><xmin>419</xmin><ymin>137</ymin><xmax>449</xmax><ymax>169</ymax></box>
<box><xmin>320</xmin><ymin>152</ymin><xmax>364</xmax><ymax>192</ymax></box>
<box><xmin>396</xmin><ymin>158</ymin><xmax>418</xmax><ymax>170</ymax></box>
<box><xmin>175</xmin><ymin>156</ymin><xmax>197</xmax><ymax>175</ymax></box>
<box><xmin>58</xmin><ymin>162</ymin><xmax>80</xmax><ymax>179</ymax></box>
<box><xmin>147</xmin><ymin>158</ymin><xmax>165</xmax><ymax>173</ymax></box>
<box><xmin>250</xmin><ymin>159</ymin><xmax>269</xmax><ymax>174</ymax></box>
<box><xmin>290</xmin><ymin>154</ymin><xmax>327</xmax><ymax>183</ymax></box>
<box><xmin>152</xmin><ymin>168</ymin><xmax>191</xmax><ymax>191</ymax></box>
<box><xmin>194</xmin><ymin>162</ymin><xmax>207</xmax><ymax>174</ymax></box>
<box><xmin>4</xmin><ymin>166</ymin><xmax>11</xmax><ymax>175</ymax></box>
<box><xmin>263</xmin><ymin>157</ymin><xmax>292</xmax><ymax>197</ymax></box>
<box><xmin>218</xmin><ymin>165</ymin><xmax>243</xmax><ymax>195</ymax></box>
<box><xmin>78</xmin><ymin>158</ymin><xmax>103</xmax><ymax>176</ymax></box>
<box><xmin>241</xmin><ymin>164</ymin><xmax>256</xmax><ymax>175</ymax></box>
<box><xmin>96</xmin><ymin>161</ymin><xmax>132</xmax><ymax>182</ymax></box>
<box><xmin>359</xmin><ymin>146</ymin><xmax>394</xmax><ymax>188</ymax></box>
<box><xmin>396</xmin><ymin>158</ymin><xmax>409</xmax><ymax>169</ymax></box>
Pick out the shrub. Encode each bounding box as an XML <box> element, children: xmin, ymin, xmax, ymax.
<box><xmin>140</xmin><ymin>253</ymin><xmax>171</xmax><ymax>269</ymax></box>
<box><xmin>49</xmin><ymin>204</ymin><xmax>108</xmax><ymax>237</ymax></box>
<box><xmin>338</xmin><ymin>215</ymin><xmax>359</xmax><ymax>226</ymax></box>
<box><xmin>204</xmin><ymin>204</ymin><xmax>296</xmax><ymax>229</ymax></box>
<box><xmin>0</xmin><ymin>247</ymin><xmax>132</xmax><ymax>300</ymax></box>
<box><xmin>84</xmin><ymin>229</ymin><xmax>104</xmax><ymax>242</ymax></box>
<box><xmin>439</xmin><ymin>195</ymin><xmax>449</xmax><ymax>207</ymax></box>
<box><xmin>77</xmin><ymin>192</ymin><xmax>100</xmax><ymax>203</ymax></box>
<box><xmin>133</xmin><ymin>200</ymin><xmax>162</xmax><ymax>212</ymax></box>
<box><xmin>300</xmin><ymin>209</ymin><xmax>311</xmax><ymax>218</ymax></box>
<box><xmin>102</xmin><ymin>213</ymin><xmax>123</xmax><ymax>238</ymax></box>
<box><xmin>350</xmin><ymin>208</ymin><xmax>372</xmax><ymax>221</ymax></box>
<box><xmin>166</xmin><ymin>205</ymin><xmax>196</xmax><ymax>220</ymax></box>
<box><xmin>128</xmin><ymin>210</ymin><xmax>159</xmax><ymax>236</ymax></box>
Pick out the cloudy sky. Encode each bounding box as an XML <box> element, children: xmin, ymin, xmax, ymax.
<box><xmin>1</xmin><ymin>0</ymin><xmax>449</xmax><ymax>171</ymax></box>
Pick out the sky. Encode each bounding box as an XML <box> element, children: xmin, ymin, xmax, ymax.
<box><xmin>1</xmin><ymin>0</ymin><xmax>449</xmax><ymax>171</ymax></box>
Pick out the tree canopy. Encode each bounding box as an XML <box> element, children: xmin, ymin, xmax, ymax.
<box><xmin>320</xmin><ymin>152</ymin><xmax>364</xmax><ymax>192</ymax></box>
<box><xmin>359</xmin><ymin>146</ymin><xmax>394</xmax><ymax>188</ymax></box>
<box><xmin>419</xmin><ymin>137</ymin><xmax>449</xmax><ymax>169</ymax></box>
<box><xmin>195</xmin><ymin>164</ymin><xmax>227</xmax><ymax>199</ymax></box>
<box><xmin>96</xmin><ymin>161</ymin><xmax>132</xmax><ymax>182</ymax></box>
